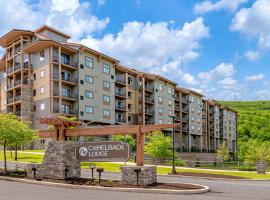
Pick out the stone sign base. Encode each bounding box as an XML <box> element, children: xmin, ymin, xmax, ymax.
<box><xmin>26</xmin><ymin>140</ymin><xmax>80</xmax><ymax>180</ymax></box>
<box><xmin>121</xmin><ymin>166</ymin><xmax>157</xmax><ymax>186</ymax></box>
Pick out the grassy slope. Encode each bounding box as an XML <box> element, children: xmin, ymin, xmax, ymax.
<box><xmin>1</xmin><ymin>151</ymin><xmax>270</xmax><ymax>179</ymax></box>
<box><xmin>220</xmin><ymin>101</ymin><xmax>270</xmax><ymax>111</ymax></box>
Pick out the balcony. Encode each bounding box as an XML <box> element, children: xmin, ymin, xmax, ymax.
<box><xmin>175</xmin><ymin>106</ymin><xmax>181</xmax><ymax>111</ymax></box>
<box><xmin>182</xmin><ymin>107</ymin><xmax>188</xmax><ymax>113</ymax></box>
<box><xmin>145</xmin><ymin>109</ymin><xmax>154</xmax><ymax>116</ymax></box>
<box><xmin>61</xmin><ymin>76</ymin><xmax>77</xmax><ymax>85</ymax></box>
<box><xmin>62</xmin><ymin>93</ymin><xmax>78</xmax><ymax>101</ymax></box>
<box><xmin>174</xmin><ymin>116</ymin><xmax>181</xmax><ymax>121</ymax></box>
<box><xmin>14</xmin><ymin>63</ymin><xmax>21</xmax><ymax>72</ymax></box>
<box><xmin>144</xmin><ymin>85</ymin><xmax>154</xmax><ymax>93</ymax></box>
<box><xmin>175</xmin><ymin>95</ymin><xmax>181</xmax><ymax>101</ymax></box>
<box><xmin>145</xmin><ymin>96</ymin><xmax>154</xmax><ymax>104</ymax></box>
<box><xmin>182</xmin><ymin>117</ymin><xmax>188</xmax><ymax>123</ymax></box>
<box><xmin>7</xmin><ymin>83</ymin><xmax>13</xmax><ymax>90</ymax></box>
<box><xmin>7</xmin><ymin>67</ymin><xmax>13</xmax><ymax>75</ymax></box>
<box><xmin>182</xmin><ymin>97</ymin><xmax>189</xmax><ymax>104</ymax></box>
<box><xmin>115</xmin><ymin>105</ymin><xmax>126</xmax><ymax>111</ymax></box>
<box><xmin>14</xmin><ymin>79</ymin><xmax>22</xmax><ymax>87</ymax></box>
<box><xmin>115</xmin><ymin>91</ymin><xmax>126</xmax><ymax>99</ymax></box>
<box><xmin>62</xmin><ymin>110</ymin><xmax>76</xmax><ymax>115</ymax></box>
<box><xmin>115</xmin><ymin>76</ymin><xmax>126</xmax><ymax>86</ymax></box>
<box><xmin>115</xmin><ymin>118</ymin><xmax>126</xmax><ymax>123</ymax></box>
<box><xmin>14</xmin><ymin>95</ymin><xmax>21</xmax><ymax>102</ymax></box>
<box><xmin>182</xmin><ymin>127</ymin><xmax>188</xmax><ymax>132</ymax></box>
<box><xmin>7</xmin><ymin>98</ymin><xmax>13</xmax><ymax>104</ymax></box>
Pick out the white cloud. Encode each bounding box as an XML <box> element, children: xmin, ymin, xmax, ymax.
<box><xmin>244</xmin><ymin>50</ymin><xmax>261</xmax><ymax>61</ymax></box>
<box><xmin>198</xmin><ymin>62</ymin><xmax>235</xmax><ymax>82</ymax></box>
<box><xmin>245</xmin><ymin>74</ymin><xmax>264</xmax><ymax>81</ymax></box>
<box><xmin>182</xmin><ymin>73</ymin><xmax>199</xmax><ymax>86</ymax></box>
<box><xmin>231</xmin><ymin>0</ymin><xmax>270</xmax><ymax>49</ymax></box>
<box><xmin>194</xmin><ymin>0</ymin><xmax>248</xmax><ymax>14</ymax></box>
<box><xmin>0</xmin><ymin>0</ymin><xmax>109</xmax><ymax>40</ymax></box>
<box><xmin>218</xmin><ymin>77</ymin><xmax>238</xmax><ymax>90</ymax></box>
<box><xmin>81</xmin><ymin>17</ymin><xmax>209</xmax><ymax>81</ymax></box>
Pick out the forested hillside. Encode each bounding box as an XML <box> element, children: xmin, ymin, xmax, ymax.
<box><xmin>220</xmin><ymin>101</ymin><xmax>270</xmax><ymax>161</ymax></box>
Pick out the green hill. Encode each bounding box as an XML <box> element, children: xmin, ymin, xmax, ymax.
<box><xmin>220</xmin><ymin>101</ymin><xmax>270</xmax><ymax>160</ymax></box>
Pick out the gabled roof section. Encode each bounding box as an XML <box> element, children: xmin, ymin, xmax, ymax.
<box><xmin>185</xmin><ymin>88</ymin><xmax>204</xmax><ymax>97</ymax></box>
<box><xmin>116</xmin><ymin>64</ymin><xmax>142</xmax><ymax>76</ymax></box>
<box><xmin>34</xmin><ymin>25</ymin><xmax>71</xmax><ymax>39</ymax></box>
<box><xmin>0</xmin><ymin>29</ymin><xmax>33</xmax><ymax>48</ymax></box>
<box><xmin>143</xmin><ymin>72</ymin><xmax>177</xmax><ymax>85</ymax></box>
<box><xmin>23</xmin><ymin>39</ymin><xmax>78</xmax><ymax>54</ymax></box>
<box><xmin>79</xmin><ymin>45</ymin><xmax>119</xmax><ymax>64</ymax></box>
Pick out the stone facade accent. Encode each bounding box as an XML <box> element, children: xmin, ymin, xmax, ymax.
<box><xmin>26</xmin><ymin>140</ymin><xmax>80</xmax><ymax>179</ymax></box>
<box><xmin>21</xmin><ymin>85</ymin><xmax>33</xmax><ymax>122</ymax></box>
<box><xmin>121</xmin><ymin>166</ymin><xmax>157</xmax><ymax>186</ymax></box>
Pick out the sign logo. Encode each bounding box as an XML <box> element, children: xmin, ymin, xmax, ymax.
<box><xmin>75</xmin><ymin>141</ymin><xmax>130</xmax><ymax>162</ymax></box>
<box><xmin>79</xmin><ymin>147</ymin><xmax>88</xmax><ymax>156</ymax></box>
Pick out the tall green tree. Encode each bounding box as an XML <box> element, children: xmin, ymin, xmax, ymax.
<box><xmin>244</xmin><ymin>140</ymin><xmax>270</xmax><ymax>163</ymax></box>
<box><xmin>144</xmin><ymin>131</ymin><xmax>172</xmax><ymax>164</ymax></box>
<box><xmin>0</xmin><ymin>113</ymin><xmax>36</xmax><ymax>172</ymax></box>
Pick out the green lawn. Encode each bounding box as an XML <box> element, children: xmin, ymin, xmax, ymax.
<box><xmin>1</xmin><ymin>151</ymin><xmax>270</xmax><ymax>179</ymax></box>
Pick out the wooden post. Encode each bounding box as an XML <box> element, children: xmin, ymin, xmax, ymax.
<box><xmin>58</xmin><ymin>125</ymin><xmax>65</xmax><ymax>141</ymax></box>
<box><xmin>136</xmin><ymin>126</ymin><xmax>144</xmax><ymax>166</ymax></box>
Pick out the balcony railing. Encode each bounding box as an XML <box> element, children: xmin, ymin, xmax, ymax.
<box><xmin>14</xmin><ymin>63</ymin><xmax>21</xmax><ymax>71</ymax></box>
<box><xmin>62</xmin><ymin>110</ymin><xmax>76</xmax><ymax>115</ymax></box>
<box><xmin>182</xmin><ymin>107</ymin><xmax>188</xmax><ymax>112</ymax></box>
<box><xmin>61</xmin><ymin>76</ymin><xmax>77</xmax><ymax>84</ymax></box>
<box><xmin>14</xmin><ymin>80</ymin><xmax>22</xmax><ymax>87</ymax></box>
<box><xmin>116</xmin><ymin>77</ymin><xmax>126</xmax><ymax>85</ymax></box>
<box><xmin>116</xmin><ymin>118</ymin><xmax>126</xmax><ymax>123</ymax></box>
<box><xmin>62</xmin><ymin>93</ymin><xmax>77</xmax><ymax>100</ymax></box>
<box><xmin>175</xmin><ymin>106</ymin><xmax>181</xmax><ymax>111</ymax></box>
<box><xmin>115</xmin><ymin>91</ymin><xmax>126</xmax><ymax>98</ymax></box>
<box><xmin>182</xmin><ymin>98</ymin><xmax>189</xmax><ymax>104</ymax></box>
<box><xmin>145</xmin><ymin>110</ymin><xmax>154</xmax><ymax>115</ymax></box>
<box><xmin>145</xmin><ymin>85</ymin><xmax>154</xmax><ymax>92</ymax></box>
<box><xmin>7</xmin><ymin>98</ymin><xmax>13</xmax><ymax>104</ymax></box>
<box><xmin>175</xmin><ymin>95</ymin><xmax>181</xmax><ymax>101</ymax></box>
<box><xmin>145</xmin><ymin>96</ymin><xmax>154</xmax><ymax>103</ymax></box>
<box><xmin>7</xmin><ymin>67</ymin><xmax>13</xmax><ymax>74</ymax></box>
<box><xmin>115</xmin><ymin>105</ymin><xmax>126</xmax><ymax>111</ymax></box>
<box><xmin>15</xmin><ymin>110</ymin><xmax>21</xmax><ymax>117</ymax></box>
<box><xmin>14</xmin><ymin>95</ymin><xmax>21</xmax><ymax>102</ymax></box>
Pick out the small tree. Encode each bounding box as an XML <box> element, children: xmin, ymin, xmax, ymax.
<box><xmin>0</xmin><ymin>113</ymin><xmax>37</xmax><ymax>172</ymax></box>
<box><xmin>10</xmin><ymin>121</ymin><xmax>37</xmax><ymax>161</ymax></box>
<box><xmin>112</xmin><ymin>135</ymin><xmax>135</xmax><ymax>151</ymax></box>
<box><xmin>216</xmin><ymin>141</ymin><xmax>230</xmax><ymax>163</ymax></box>
<box><xmin>144</xmin><ymin>131</ymin><xmax>172</xmax><ymax>164</ymax></box>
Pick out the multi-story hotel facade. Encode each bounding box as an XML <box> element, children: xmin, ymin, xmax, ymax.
<box><xmin>0</xmin><ymin>25</ymin><xmax>237</xmax><ymax>158</ymax></box>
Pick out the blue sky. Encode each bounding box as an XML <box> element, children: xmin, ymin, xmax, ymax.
<box><xmin>0</xmin><ymin>0</ymin><xmax>270</xmax><ymax>100</ymax></box>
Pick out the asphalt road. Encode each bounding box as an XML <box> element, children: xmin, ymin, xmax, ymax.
<box><xmin>1</xmin><ymin>161</ymin><xmax>270</xmax><ymax>200</ymax></box>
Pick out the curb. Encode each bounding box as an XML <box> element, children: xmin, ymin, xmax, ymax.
<box><xmin>163</xmin><ymin>174</ymin><xmax>270</xmax><ymax>181</ymax></box>
<box><xmin>0</xmin><ymin>176</ymin><xmax>210</xmax><ymax>195</ymax></box>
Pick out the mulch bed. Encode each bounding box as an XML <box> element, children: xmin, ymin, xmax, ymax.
<box><xmin>174</xmin><ymin>172</ymin><xmax>248</xmax><ymax>179</ymax></box>
<box><xmin>0</xmin><ymin>170</ymin><xmax>204</xmax><ymax>190</ymax></box>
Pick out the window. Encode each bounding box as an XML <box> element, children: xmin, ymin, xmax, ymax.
<box><xmin>158</xmin><ymin>83</ymin><xmax>163</xmax><ymax>91</ymax></box>
<box><xmin>80</xmin><ymin>96</ymin><xmax>84</xmax><ymax>100</ymax></box>
<box><xmin>158</xmin><ymin>107</ymin><xmax>163</xmax><ymax>114</ymax></box>
<box><xmin>191</xmin><ymin>117</ymin><xmax>194</xmax><ymax>121</ymax></box>
<box><xmin>198</xmin><ymin>127</ymin><xmax>201</xmax><ymax>131</ymax></box>
<box><xmin>128</xmin><ymin>77</ymin><xmax>132</xmax><ymax>85</ymax></box>
<box><xmin>103</xmin><ymin>81</ymin><xmax>110</xmax><ymax>89</ymax></box>
<box><xmin>80</xmin><ymin>111</ymin><xmax>84</xmax><ymax>116</ymax></box>
<box><xmin>168</xmin><ymin>110</ymin><xmax>172</xmax><ymax>115</ymax></box>
<box><xmin>40</xmin><ymin>86</ymin><xmax>45</xmax><ymax>94</ymax></box>
<box><xmin>40</xmin><ymin>51</ymin><xmax>44</xmax><ymax>61</ymax></box>
<box><xmin>33</xmin><ymin>89</ymin><xmax>36</xmax><ymax>96</ymax></box>
<box><xmin>128</xmin><ymin>104</ymin><xmax>132</xmax><ymax>110</ymax></box>
<box><xmin>80</xmin><ymin>80</ymin><xmax>84</xmax><ymax>84</ymax></box>
<box><xmin>85</xmin><ymin>75</ymin><xmax>93</xmax><ymax>83</ymax></box>
<box><xmin>158</xmin><ymin>119</ymin><xmax>163</xmax><ymax>124</ymax></box>
<box><xmin>128</xmin><ymin>91</ymin><xmax>132</xmax><ymax>98</ymax></box>
<box><xmin>61</xmin><ymin>88</ymin><xmax>71</xmax><ymax>97</ymax></box>
<box><xmin>191</xmin><ymin>107</ymin><xmax>194</xmax><ymax>112</ymax></box>
<box><xmin>103</xmin><ymin>109</ymin><xmax>110</xmax><ymax>117</ymax></box>
<box><xmin>40</xmin><ymin>69</ymin><xmax>45</xmax><ymax>78</ymax></box>
<box><xmin>168</xmin><ymin>99</ymin><xmax>172</xmax><ymax>106</ymax></box>
<box><xmin>40</xmin><ymin>103</ymin><xmax>45</xmax><ymax>111</ymax></box>
<box><xmin>191</xmin><ymin>126</ymin><xmax>194</xmax><ymax>130</ymax></box>
<box><xmin>191</xmin><ymin>96</ymin><xmax>194</xmax><ymax>102</ymax></box>
<box><xmin>85</xmin><ymin>106</ymin><xmax>93</xmax><ymax>114</ymax></box>
<box><xmin>85</xmin><ymin>91</ymin><xmax>93</xmax><ymax>98</ymax></box>
<box><xmin>85</xmin><ymin>57</ymin><xmax>93</xmax><ymax>68</ymax></box>
<box><xmin>158</xmin><ymin>96</ymin><xmax>163</xmax><ymax>104</ymax></box>
<box><xmin>168</xmin><ymin>87</ymin><xmax>172</xmax><ymax>94</ymax></box>
<box><xmin>128</xmin><ymin>116</ymin><xmax>132</xmax><ymax>122</ymax></box>
<box><xmin>33</xmin><ymin>73</ymin><xmax>36</xmax><ymax>81</ymax></box>
<box><xmin>103</xmin><ymin>64</ymin><xmax>110</xmax><ymax>74</ymax></box>
<box><xmin>198</xmin><ymin>118</ymin><xmax>201</xmax><ymax>122</ymax></box>
<box><xmin>198</xmin><ymin>99</ymin><xmax>201</xmax><ymax>105</ymax></box>
<box><xmin>103</xmin><ymin>95</ymin><xmax>110</xmax><ymax>103</ymax></box>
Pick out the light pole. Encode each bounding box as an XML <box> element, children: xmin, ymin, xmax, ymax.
<box><xmin>171</xmin><ymin>115</ymin><xmax>176</xmax><ymax>174</ymax></box>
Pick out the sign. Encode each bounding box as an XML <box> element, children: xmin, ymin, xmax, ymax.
<box><xmin>75</xmin><ymin>141</ymin><xmax>130</xmax><ymax>162</ymax></box>
<box><xmin>257</xmin><ymin>160</ymin><xmax>266</xmax><ymax>174</ymax></box>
